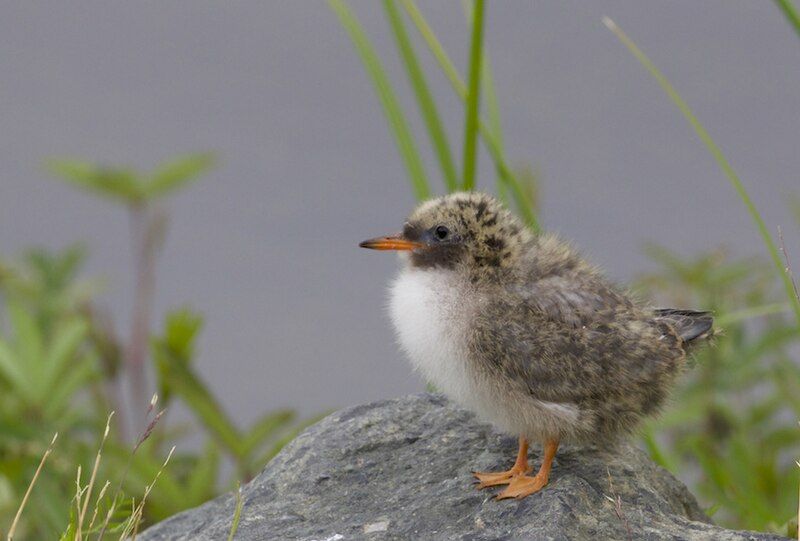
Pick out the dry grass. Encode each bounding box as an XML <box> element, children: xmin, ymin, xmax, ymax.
<box><xmin>5</xmin><ymin>395</ymin><xmax>172</xmax><ymax>540</ymax></box>
<box><xmin>7</xmin><ymin>433</ymin><xmax>58</xmax><ymax>541</ymax></box>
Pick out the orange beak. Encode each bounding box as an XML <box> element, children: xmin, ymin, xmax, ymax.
<box><xmin>359</xmin><ymin>235</ymin><xmax>424</xmax><ymax>251</ymax></box>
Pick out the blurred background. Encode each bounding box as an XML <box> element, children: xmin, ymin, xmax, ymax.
<box><xmin>4</xmin><ymin>0</ymin><xmax>799</xmax><ymax>420</ymax></box>
<box><xmin>1</xmin><ymin>1</ymin><xmax>799</xmax><ymax>537</ymax></box>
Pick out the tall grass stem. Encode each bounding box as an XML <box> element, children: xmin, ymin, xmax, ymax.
<box><xmin>603</xmin><ymin>16</ymin><xmax>800</xmax><ymax>328</ymax></box>
<box><xmin>7</xmin><ymin>433</ymin><xmax>57</xmax><ymax>541</ymax></box>
<box><xmin>328</xmin><ymin>0</ymin><xmax>431</xmax><ymax>200</ymax></box>
<box><xmin>227</xmin><ymin>484</ymin><xmax>244</xmax><ymax>541</ymax></box>
<box><xmin>383</xmin><ymin>0</ymin><xmax>459</xmax><ymax>192</ymax></box>
<box><xmin>77</xmin><ymin>412</ymin><xmax>114</xmax><ymax>539</ymax></box>
<box><xmin>461</xmin><ymin>0</ymin><xmax>485</xmax><ymax>191</ymax></box>
<box><xmin>400</xmin><ymin>0</ymin><xmax>540</xmax><ymax>230</ymax></box>
<box><xmin>460</xmin><ymin>0</ymin><xmax>507</xmax><ymax>202</ymax></box>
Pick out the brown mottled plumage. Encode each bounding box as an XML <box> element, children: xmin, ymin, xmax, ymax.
<box><xmin>360</xmin><ymin>192</ymin><xmax>712</xmax><ymax>499</ymax></box>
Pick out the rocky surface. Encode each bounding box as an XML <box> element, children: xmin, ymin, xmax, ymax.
<box><xmin>141</xmin><ymin>394</ymin><xmax>787</xmax><ymax>541</ymax></box>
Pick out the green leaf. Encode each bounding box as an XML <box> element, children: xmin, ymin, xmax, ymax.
<box><xmin>8</xmin><ymin>302</ymin><xmax>44</xmax><ymax>382</ymax></box>
<box><xmin>27</xmin><ymin>244</ymin><xmax>87</xmax><ymax>289</ymax></box>
<box><xmin>774</xmin><ymin>0</ymin><xmax>800</xmax><ymax>40</ymax></box>
<box><xmin>30</xmin><ymin>470</ymin><xmax>71</xmax><ymax>537</ymax></box>
<box><xmin>328</xmin><ymin>0</ymin><xmax>431</xmax><ymax>200</ymax></box>
<box><xmin>0</xmin><ymin>420</ymin><xmax>41</xmax><ymax>444</ymax></box>
<box><xmin>158</xmin><ymin>359</ymin><xmax>243</xmax><ymax>457</ymax></box>
<box><xmin>640</xmin><ymin>429</ymin><xmax>675</xmax><ymax>471</ymax></box>
<box><xmin>114</xmin><ymin>445</ymin><xmax>184</xmax><ymax>506</ymax></box>
<box><xmin>42</xmin><ymin>355</ymin><xmax>96</xmax><ymax>419</ymax></box>
<box><xmin>145</xmin><ymin>153</ymin><xmax>215</xmax><ymax>200</ymax></box>
<box><xmin>46</xmin><ymin>159</ymin><xmax>145</xmax><ymax>204</ymax></box>
<box><xmin>152</xmin><ymin>308</ymin><xmax>204</xmax><ymax>406</ymax></box>
<box><xmin>186</xmin><ymin>443</ymin><xmax>220</xmax><ymax>505</ymax></box>
<box><xmin>0</xmin><ymin>339</ymin><xmax>34</xmax><ymax>403</ymax></box>
<box><xmin>461</xmin><ymin>0</ymin><xmax>485</xmax><ymax>191</ymax></box>
<box><xmin>714</xmin><ymin>302</ymin><xmax>790</xmax><ymax>327</ymax></box>
<box><xmin>255</xmin><ymin>412</ymin><xmax>328</xmax><ymax>468</ymax></box>
<box><xmin>241</xmin><ymin>409</ymin><xmax>296</xmax><ymax>457</ymax></box>
<box><xmin>161</xmin><ymin>308</ymin><xmax>204</xmax><ymax>363</ymax></box>
<box><xmin>762</xmin><ymin>427</ymin><xmax>800</xmax><ymax>450</ymax></box>
<box><xmin>42</xmin><ymin>319</ymin><xmax>88</xmax><ymax>394</ymax></box>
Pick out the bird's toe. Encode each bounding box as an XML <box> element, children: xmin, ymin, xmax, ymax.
<box><xmin>473</xmin><ymin>465</ymin><xmax>532</xmax><ymax>489</ymax></box>
<box><xmin>495</xmin><ymin>474</ymin><xmax>548</xmax><ymax>500</ymax></box>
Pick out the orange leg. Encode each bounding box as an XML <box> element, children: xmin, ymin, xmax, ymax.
<box><xmin>473</xmin><ymin>436</ymin><xmax>531</xmax><ymax>488</ymax></box>
<box><xmin>496</xmin><ymin>438</ymin><xmax>559</xmax><ymax>500</ymax></box>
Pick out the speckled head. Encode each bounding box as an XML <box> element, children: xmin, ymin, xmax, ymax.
<box><xmin>360</xmin><ymin>192</ymin><xmax>534</xmax><ymax>276</ymax></box>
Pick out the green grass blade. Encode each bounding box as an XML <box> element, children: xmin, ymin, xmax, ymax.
<box><xmin>482</xmin><ymin>56</ymin><xmax>506</xmax><ymax>202</ymax></box>
<box><xmin>401</xmin><ymin>0</ymin><xmax>540</xmax><ymax>230</ymax></box>
<box><xmin>461</xmin><ymin>0</ymin><xmax>507</xmax><ymax>202</ymax></box>
<box><xmin>603</xmin><ymin>17</ymin><xmax>800</xmax><ymax>328</ymax></box>
<box><xmin>774</xmin><ymin>0</ymin><xmax>800</xmax><ymax>40</ymax></box>
<box><xmin>328</xmin><ymin>0</ymin><xmax>430</xmax><ymax>200</ymax></box>
<box><xmin>483</xmin><ymin>137</ymin><xmax>540</xmax><ymax>231</ymax></box>
<box><xmin>401</xmin><ymin>0</ymin><xmax>465</xmax><ymax>94</ymax></box>
<box><xmin>383</xmin><ymin>0</ymin><xmax>458</xmax><ymax>192</ymax></box>
<box><xmin>715</xmin><ymin>302</ymin><xmax>790</xmax><ymax>327</ymax></box>
<box><xmin>481</xmin><ymin>59</ymin><xmax>503</xmax><ymax>150</ymax></box>
<box><xmin>640</xmin><ymin>429</ymin><xmax>676</xmax><ymax>471</ymax></box>
<box><xmin>227</xmin><ymin>484</ymin><xmax>244</xmax><ymax>541</ymax></box>
<box><xmin>241</xmin><ymin>409</ymin><xmax>296</xmax><ymax>457</ymax></box>
<box><xmin>461</xmin><ymin>0</ymin><xmax>485</xmax><ymax>191</ymax></box>
<box><xmin>47</xmin><ymin>159</ymin><xmax>144</xmax><ymax>204</ymax></box>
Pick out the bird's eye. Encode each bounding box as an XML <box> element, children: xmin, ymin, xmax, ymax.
<box><xmin>434</xmin><ymin>225</ymin><xmax>450</xmax><ymax>240</ymax></box>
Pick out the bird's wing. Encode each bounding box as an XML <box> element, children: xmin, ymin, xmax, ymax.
<box><xmin>468</xmin><ymin>276</ymin><xmax>685</xmax><ymax>407</ymax></box>
<box><xmin>509</xmin><ymin>274</ymin><xmax>632</xmax><ymax>327</ymax></box>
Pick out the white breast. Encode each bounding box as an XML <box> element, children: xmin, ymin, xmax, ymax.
<box><xmin>389</xmin><ymin>268</ymin><xmax>475</xmax><ymax>405</ymax></box>
<box><xmin>388</xmin><ymin>266</ymin><xmax>583</xmax><ymax>442</ymax></box>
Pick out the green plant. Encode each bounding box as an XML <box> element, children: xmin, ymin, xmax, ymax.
<box><xmin>602</xmin><ymin>18</ymin><xmax>800</xmax><ymax>329</ymax></box>
<box><xmin>328</xmin><ymin>0</ymin><xmax>539</xmax><ymax>229</ymax></box>
<box><xmin>636</xmin><ymin>246</ymin><xmax>799</xmax><ymax>531</ymax></box>
<box><xmin>603</xmin><ymin>14</ymin><xmax>800</xmax><ymax>533</ymax></box>
<box><xmin>47</xmin><ymin>153</ymin><xmax>216</xmax><ymax>427</ymax></box>
<box><xmin>0</xmin><ymin>155</ymin><xmax>312</xmax><ymax>537</ymax></box>
<box><xmin>0</xmin><ymin>249</ymin><xmax>105</xmax><ymax>538</ymax></box>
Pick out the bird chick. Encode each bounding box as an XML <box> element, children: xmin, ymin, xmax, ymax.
<box><xmin>360</xmin><ymin>192</ymin><xmax>712</xmax><ymax>500</ymax></box>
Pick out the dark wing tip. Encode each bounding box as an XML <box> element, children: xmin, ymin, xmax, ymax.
<box><xmin>654</xmin><ymin>308</ymin><xmax>714</xmax><ymax>343</ymax></box>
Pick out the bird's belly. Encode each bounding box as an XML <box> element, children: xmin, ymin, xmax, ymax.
<box><xmin>389</xmin><ymin>268</ymin><xmax>583</xmax><ymax>441</ymax></box>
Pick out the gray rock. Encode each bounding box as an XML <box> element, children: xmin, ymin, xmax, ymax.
<box><xmin>140</xmin><ymin>394</ymin><xmax>787</xmax><ymax>541</ymax></box>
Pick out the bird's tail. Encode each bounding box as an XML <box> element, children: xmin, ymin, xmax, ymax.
<box><xmin>654</xmin><ymin>308</ymin><xmax>714</xmax><ymax>344</ymax></box>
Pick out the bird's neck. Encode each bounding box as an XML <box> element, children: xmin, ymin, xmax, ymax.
<box><xmin>401</xmin><ymin>262</ymin><xmax>511</xmax><ymax>294</ymax></box>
